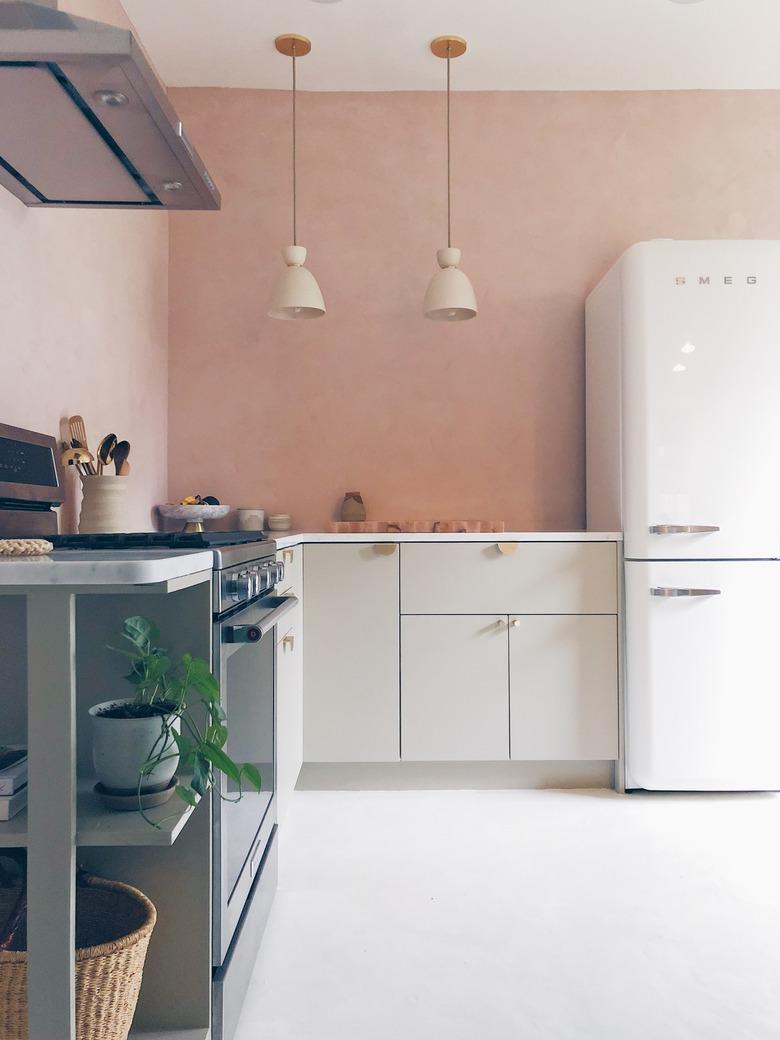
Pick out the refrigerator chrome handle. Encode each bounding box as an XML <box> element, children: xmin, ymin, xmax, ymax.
<box><xmin>650</xmin><ymin>587</ymin><xmax>722</xmax><ymax>598</ymax></box>
<box><xmin>649</xmin><ymin>524</ymin><xmax>720</xmax><ymax>535</ymax></box>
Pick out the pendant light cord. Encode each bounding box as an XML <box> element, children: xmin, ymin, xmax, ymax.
<box><xmin>446</xmin><ymin>44</ymin><xmax>451</xmax><ymax>249</ymax></box>
<box><xmin>292</xmin><ymin>44</ymin><xmax>298</xmax><ymax>246</ymax></box>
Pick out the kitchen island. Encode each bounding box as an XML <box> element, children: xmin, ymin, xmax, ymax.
<box><xmin>0</xmin><ymin>550</ymin><xmax>215</xmax><ymax>1040</ymax></box>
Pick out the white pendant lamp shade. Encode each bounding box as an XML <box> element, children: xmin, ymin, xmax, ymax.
<box><xmin>269</xmin><ymin>34</ymin><xmax>325</xmax><ymax>321</ymax></box>
<box><xmin>423</xmin><ymin>247</ymin><xmax>477</xmax><ymax>321</ymax></box>
<box><xmin>268</xmin><ymin>245</ymin><xmax>326</xmax><ymax>319</ymax></box>
<box><xmin>425</xmin><ymin>36</ymin><xmax>476</xmax><ymax>322</ymax></box>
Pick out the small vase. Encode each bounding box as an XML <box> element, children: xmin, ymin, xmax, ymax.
<box><xmin>79</xmin><ymin>474</ymin><xmax>129</xmax><ymax>534</ymax></box>
<box><xmin>341</xmin><ymin>492</ymin><xmax>366</xmax><ymax>523</ymax></box>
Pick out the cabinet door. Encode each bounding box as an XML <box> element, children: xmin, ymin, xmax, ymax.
<box><xmin>304</xmin><ymin>544</ymin><xmax>400</xmax><ymax>762</ymax></box>
<box><xmin>401</xmin><ymin>615</ymin><xmax>509</xmax><ymax>761</ymax></box>
<box><xmin>276</xmin><ymin>607</ymin><xmax>303</xmax><ymax>821</ymax></box>
<box><xmin>509</xmin><ymin>615</ymin><xmax>618</xmax><ymax>760</ymax></box>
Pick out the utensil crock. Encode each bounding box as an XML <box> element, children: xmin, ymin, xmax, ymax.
<box><xmin>79</xmin><ymin>474</ymin><xmax>128</xmax><ymax>534</ymax></box>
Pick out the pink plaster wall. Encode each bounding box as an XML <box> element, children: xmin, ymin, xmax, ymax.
<box><xmin>168</xmin><ymin>88</ymin><xmax>780</xmax><ymax>531</ymax></box>
<box><xmin>0</xmin><ymin>0</ymin><xmax>168</xmax><ymax>532</ymax></box>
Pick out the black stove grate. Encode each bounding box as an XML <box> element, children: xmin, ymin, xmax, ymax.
<box><xmin>45</xmin><ymin>531</ymin><xmax>267</xmax><ymax>550</ymax></box>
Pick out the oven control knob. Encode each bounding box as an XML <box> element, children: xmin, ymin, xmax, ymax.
<box><xmin>260</xmin><ymin>563</ymin><xmax>273</xmax><ymax>590</ymax></box>
<box><xmin>249</xmin><ymin>566</ymin><xmax>262</xmax><ymax>597</ymax></box>
<box><xmin>231</xmin><ymin>571</ymin><xmax>252</xmax><ymax>601</ymax></box>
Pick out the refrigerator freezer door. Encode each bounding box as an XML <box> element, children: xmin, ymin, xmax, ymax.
<box><xmin>622</xmin><ymin>241</ymin><xmax>780</xmax><ymax>560</ymax></box>
<box><xmin>625</xmin><ymin>560</ymin><xmax>780</xmax><ymax>791</ymax></box>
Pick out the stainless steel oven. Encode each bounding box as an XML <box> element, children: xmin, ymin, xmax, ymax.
<box><xmin>211</xmin><ymin>542</ymin><xmax>297</xmax><ymax>1040</ymax></box>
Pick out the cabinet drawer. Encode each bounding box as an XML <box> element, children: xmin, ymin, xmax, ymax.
<box><xmin>401</xmin><ymin>542</ymin><xmax>617</xmax><ymax>615</ymax></box>
<box><xmin>277</xmin><ymin>544</ymin><xmax>303</xmax><ymax>598</ymax></box>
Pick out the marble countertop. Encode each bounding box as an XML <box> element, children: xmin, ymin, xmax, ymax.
<box><xmin>272</xmin><ymin>530</ymin><xmax>622</xmax><ymax>549</ymax></box>
<box><xmin>0</xmin><ymin>549</ymin><xmax>214</xmax><ymax>587</ymax></box>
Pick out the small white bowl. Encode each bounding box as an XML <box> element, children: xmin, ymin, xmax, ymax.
<box><xmin>267</xmin><ymin>513</ymin><xmax>292</xmax><ymax>532</ymax></box>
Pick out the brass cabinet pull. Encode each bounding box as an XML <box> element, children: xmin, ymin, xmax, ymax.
<box><xmin>374</xmin><ymin>543</ymin><xmax>397</xmax><ymax>556</ymax></box>
<box><xmin>283</xmin><ymin>549</ymin><xmax>295</xmax><ymax>564</ymax></box>
<box><xmin>496</xmin><ymin>542</ymin><xmax>518</xmax><ymax>556</ymax></box>
<box><xmin>282</xmin><ymin>633</ymin><xmax>295</xmax><ymax>653</ymax></box>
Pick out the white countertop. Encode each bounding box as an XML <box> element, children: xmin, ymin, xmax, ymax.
<box><xmin>0</xmin><ymin>549</ymin><xmax>214</xmax><ymax>587</ymax></box>
<box><xmin>273</xmin><ymin>530</ymin><xmax>622</xmax><ymax>548</ymax></box>
<box><xmin>0</xmin><ymin>532</ymin><xmax>623</xmax><ymax>585</ymax></box>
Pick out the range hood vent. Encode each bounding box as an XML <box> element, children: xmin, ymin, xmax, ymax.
<box><xmin>0</xmin><ymin>1</ymin><xmax>220</xmax><ymax>209</ymax></box>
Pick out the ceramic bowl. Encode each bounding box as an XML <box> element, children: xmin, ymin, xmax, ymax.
<box><xmin>267</xmin><ymin>513</ymin><xmax>292</xmax><ymax>532</ymax></box>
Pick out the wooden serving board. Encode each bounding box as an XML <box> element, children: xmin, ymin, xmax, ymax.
<box><xmin>327</xmin><ymin>520</ymin><xmax>506</xmax><ymax>534</ymax></box>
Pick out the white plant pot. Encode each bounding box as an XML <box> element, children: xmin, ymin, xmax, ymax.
<box><xmin>79</xmin><ymin>474</ymin><xmax>129</xmax><ymax>534</ymax></box>
<box><xmin>89</xmin><ymin>698</ymin><xmax>180</xmax><ymax>792</ymax></box>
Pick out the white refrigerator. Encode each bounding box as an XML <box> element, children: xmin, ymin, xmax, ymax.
<box><xmin>586</xmin><ymin>240</ymin><xmax>780</xmax><ymax>791</ymax></box>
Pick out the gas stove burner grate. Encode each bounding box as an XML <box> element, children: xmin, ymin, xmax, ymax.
<box><xmin>46</xmin><ymin>531</ymin><xmax>267</xmax><ymax>550</ymax></box>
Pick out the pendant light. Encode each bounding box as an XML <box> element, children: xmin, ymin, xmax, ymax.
<box><xmin>423</xmin><ymin>35</ymin><xmax>477</xmax><ymax>322</ymax></box>
<box><xmin>268</xmin><ymin>34</ymin><xmax>326</xmax><ymax>320</ymax></box>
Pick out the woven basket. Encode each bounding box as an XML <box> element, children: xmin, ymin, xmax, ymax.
<box><xmin>0</xmin><ymin>874</ymin><xmax>156</xmax><ymax>1040</ymax></box>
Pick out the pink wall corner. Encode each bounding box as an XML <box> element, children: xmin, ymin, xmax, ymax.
<box><xmin>0</xmin><ymin>1</ymin><xmax>168</xmax><ymax>534</ymax></box>
<box><xmin>168</xmin><ymin>87</ymin><xmax>780</xmax><ymax>531</ymax></box>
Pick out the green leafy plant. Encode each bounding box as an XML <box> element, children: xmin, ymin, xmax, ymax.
<box><xmin>104</xmin><ymin>615</ymin><xmax>261</xmax><ymax>824</ymax></box>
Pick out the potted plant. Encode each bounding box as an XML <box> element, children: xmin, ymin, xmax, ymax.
<box><xmin>89</xmin><ymin>615</ymin><xmax>261</xmax><ymax>823</ymax></box>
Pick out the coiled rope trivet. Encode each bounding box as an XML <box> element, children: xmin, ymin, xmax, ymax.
<box><xmin>0</xmin><ymin>539</ymin><xmax>53</xmax><ymax>557</ymax></box>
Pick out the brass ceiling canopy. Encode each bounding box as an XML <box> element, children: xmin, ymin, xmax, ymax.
<box><xmin>430</xmin><ymin>35</ymin><xmax>468</xmax><ymax>59</ymax></box>
<box><xmin>274</xmin><ymin>34</ymin><xmax>312</xmax><ymax>58</ymax></box>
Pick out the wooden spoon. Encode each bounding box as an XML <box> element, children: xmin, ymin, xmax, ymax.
<box><xmin>113</xmin><ymin>440</ymin><xmax>131</xmax><ymax>476</ymax></box>
<box><xmin>96</xmin><ymin>433</ymin><xmax>117</xmax><ymax>476</ymax></box>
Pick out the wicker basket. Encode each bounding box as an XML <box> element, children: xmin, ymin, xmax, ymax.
<box><xmin>0</xmin><ymin>874</ymin><xmax>156</xmax><ymax>1040</ymax></box>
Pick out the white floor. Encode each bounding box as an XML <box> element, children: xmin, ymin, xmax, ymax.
<box><xmin>235</xmin><ymin>789</ymin><xmax>780</xmax><ymax>1040</ymax></box>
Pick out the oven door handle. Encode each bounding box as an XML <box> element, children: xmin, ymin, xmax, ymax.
<box><xmin>223</xmin><ymin>595</ymin><xmax>299</xmax><ymax>644</ymax></box>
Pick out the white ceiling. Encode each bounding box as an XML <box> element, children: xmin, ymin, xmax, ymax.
<box><xmin>121</xmin><ymin>0</ymin><xmax>780</xmax><ymax>92</ymax></box>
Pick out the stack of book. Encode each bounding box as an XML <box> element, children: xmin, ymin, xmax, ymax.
<box><xmin>0</xmin><ymin>747</ymin><xmax>27</xmax><ymax>821</ymax></box>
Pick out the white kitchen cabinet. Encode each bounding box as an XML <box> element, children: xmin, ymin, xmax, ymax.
<box><xmin>276</xmin><ymin>605</ymin><xmax>303</xmax><ymax>821</ymax></box>
<box><xmin>401</xmin><ymin>615</ymin><xmax>509</xmax><ymax>761</ymax></box>
<box><xmin>401</xmin><ymin>541</ymin><xmax>617</xmax><ymax>615</ymax></box>
<box><xmin>509</xmin><ymin>615</ymin><xmax>618</xmax><ymax>760</ymax></box>
<box><xmin>304</xmin><ymin>543</ymin><xmax>400</xmax><ymax>761</ymax></box>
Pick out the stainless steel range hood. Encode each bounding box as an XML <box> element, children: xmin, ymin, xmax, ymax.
<box><xmin>0</xmin><ymin>1</ymin><xmax>220</xmax><ymax>208</ymax></box>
